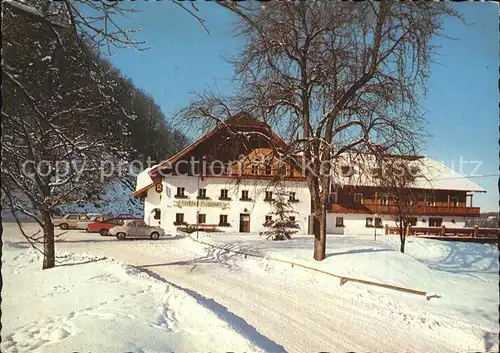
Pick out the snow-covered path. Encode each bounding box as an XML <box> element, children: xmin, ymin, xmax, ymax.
<box><xmin>1</xmin><ymin>241</ymin><xmax>264</xmax><ymax>353</ymax></box>
<box><xmin>2</xmin><ymin>223</ymin><xmax>494</xmax><ymax>352</ymax></box>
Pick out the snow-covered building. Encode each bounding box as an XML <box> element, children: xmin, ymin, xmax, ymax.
<box><xmin>132</xmin><ymin>113</ymin><xmax>485</xmax><ymax>236</ymax></box>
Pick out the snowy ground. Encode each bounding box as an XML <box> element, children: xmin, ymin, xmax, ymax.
<box><xmin>1</xmin><ymin>240</ymin><xmax>263</xmax><ymax>353</ymax></box>
<box><xmin>2</xmin><ymin>222</ymin><xmax>499</xmax><ymax>352</ymax></box>
<box><xmin>197</xmin><ymin>232</ymin><xmax>499</xmax><ymax>339</ymax></box>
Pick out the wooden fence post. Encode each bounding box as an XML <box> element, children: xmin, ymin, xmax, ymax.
<box><xmin>385</xmin><ymin>224</ymin><xmax>388</xmax><ymax>235</ymax></box>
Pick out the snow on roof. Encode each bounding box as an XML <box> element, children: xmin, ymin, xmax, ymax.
<box><xmin>332</xmin><ymin>154</ymin><xmax>486</xmax><ymax>193</ymax></box>
<box><xmin>135</xmin><ymin>165</ymin><xmax>157</xmax><ymax>192</ymax></box>
<box><xmin>414</xmin><ymin>157</ymin><xmax>486</xmax><ymax>193</ymax></box>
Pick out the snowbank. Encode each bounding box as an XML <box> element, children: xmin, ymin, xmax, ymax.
<box><xmin>191</xmin><ymin>233</ymin><xmax>499</xmax><ymax>345</ymax></box>
<box><xmin>1</xmin><ymin>241</ymin><xmax>263</xmax><ymax>353</ymax></box>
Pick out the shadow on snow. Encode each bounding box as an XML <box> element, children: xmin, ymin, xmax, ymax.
<box><xmin>135</xmin><ymin>266</ymin><xmax>287</xmax><ymax>353</ymax></box>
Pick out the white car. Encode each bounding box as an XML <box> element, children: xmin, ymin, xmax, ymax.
<box><xmin>108</xmin><ymin>219</ymin><xmax>166</xmax><ymax>240</ymax></box>
<box><xmin>76</xmin><ymin>214</ymin><xmax>104</xmax><ymax>231</ymax></box>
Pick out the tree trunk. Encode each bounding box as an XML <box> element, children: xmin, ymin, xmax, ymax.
<box><xmin>42</xmin><ymin>212</ymin><xmax>55</xmax><ymax>269</ymax></box>
<box><xmin>398</xmin><ymin>220</ymin><xmax>406</xmax><ymax>253</ymax></box>
<box><xmin>313</xmin><ymin>204</ymin><xmax>327</xmax><ymax>261</ymax></box>
<box><xmin>400</xmin><ymin>234</ymin><xmax>406</xmax><ymax>253</ymax></box>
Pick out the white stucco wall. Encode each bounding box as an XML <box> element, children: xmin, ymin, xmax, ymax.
<box><xmin>145</xmin><ymin>176</ymin><xmax>311</xmax><ymax>235</ymax></box>
<box><xmin>144</xmin><ymin>187</ymin><xmax>162</xmax><ymax>227</ymax></box>
<box><xmin>140</xmin><ymin>172</ymin><xmax>473</xmax><ymax>237</ymax></box>
<box><xmin>326</xmin><ymin>213</ymin><xmax>467</xmax><ymax>236</ymax></box>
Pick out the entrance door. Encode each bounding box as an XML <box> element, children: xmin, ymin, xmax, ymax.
<box><xmin>149</xmin><ymin>208</ymin><xmax>161</xmax><ymax>227</ymax></box>
<box><xmin>239</xmin><ymin>214</ymin><xmax>250</xmax><ymax>233</ymax></box>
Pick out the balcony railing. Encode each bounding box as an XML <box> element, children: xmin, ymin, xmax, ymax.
<box><xmin>328</xmin><ymin>201</ymin><xmax>480</xmax><ymax>217</ymax></box>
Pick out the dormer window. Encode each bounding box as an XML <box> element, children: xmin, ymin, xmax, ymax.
<box><xmin>341</xmin><ymin>165</ymin><xmax>355</xmax><ymax>177</ymax></box>
<box><xmin>371</xmin><ymin>168</ymin><xmax>382</xmax><ymax>179</ymax></box>
<box><xmin>354</xmin><ymin>193</ymin><xmax>363</xmax><ymax>204</ymax></box>
<box><xmin>328</xmin><ymin>192</ymin><xmax>338</xmax><ymax>203</ymax></box>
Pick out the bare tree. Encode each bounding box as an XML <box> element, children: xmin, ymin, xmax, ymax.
<box><xmin>377</xmin><ymin>158</ymin><xmax>424</xmax><ymax>253</ymax></box>
<box><xmin>1</xmin><ymin>0</ymin><xmax>236</xmax><ymax>269</ymax></box>
<box><xmin>179</xmin><ymin>1</ymin><xmax>461</xmax><ymax>260</ymax></box>
<box><xmin>2</xmin><ymin>0</ymin><xmax>132</xmax><ymax>269</ymax></box>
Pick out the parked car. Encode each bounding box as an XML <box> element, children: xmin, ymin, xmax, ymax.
<box><xmin>53</xmin><ymin>213</ymin><xmax>88</xmax><ymax>230</ymax></box>
<box><xmin>116</xmin><ymin>213</ymin><xmax>137</xmax><ymax>219</ymax></box>
<box><xmin>87</xmin><ymin>217</ymin><xmax>131</xmax><ymax>236</ymax></box>
<box><xmin>109</xmin><ymin>219</ymin><xmax>166</xmax><ymax>240</ymax></box>
<box><xmin>76</xmin><ymin>215</ymin><xmax>104</xmax><ymax>231</ymax></box>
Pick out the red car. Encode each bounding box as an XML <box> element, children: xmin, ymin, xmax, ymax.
<box><xmin>87</xmin><ymin>218</ymin><xmax>126</xmax><ymax>236</ymax></box>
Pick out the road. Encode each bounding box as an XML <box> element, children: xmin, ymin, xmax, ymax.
<box><xmin>3</xmin><ymin>223</ymin><xmax>478</xmax><ymax>352</ymax></box>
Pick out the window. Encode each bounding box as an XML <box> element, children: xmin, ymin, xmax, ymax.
<box><xmin>154</xmin><ymin>209</ymin><xmax>161</xmax><ymax>220</ymax></box>
<box><xmin>107</xmin><ymin>219</ymin><xmax>123</xmax><ymax>225</ymax></box>
<box><xmin>198</xmin><ymin>213</ymin><xmax>206</xmax><ymax>224</ymax></box>
<box><xmin>335</xmin><ymin>217</ymin><xmax>344</xmax><ymax>227</ymax></box>
<box><xmin>371</xmin><ymin>168</ymin><xmax>382</xmax><ymax>179</ymax></box>
<box><xmin>265</xmin><ymin>191</ymin><xmax>273</xmax><ymax>201</ymax></box>
<box><xmin>251</xmin><ymin>165</ymin><xmax>258</xmax><ymax>174</ymax></box>
<box><xmin>354</xmin><ymin>193</ymin><xmax>363</xmax><ymax>204</ymax></box>
<box><xmin>289</xmin><ymin>192</ymin><xmax>297</xmax><ymax>202</ymax></box>
<box><xmin>365</xmin><ymin>217</ymin><xmax>373</xmax><ymax>227</ymax></box>
<box><xmin>375</xmin><ymin>217</ymin><xmax>383</xmax><ymax>228</ymax></box>
<box><xmin>67</xmin><ymin>215</ymin><xmax>78</xmax><ymax>220</ymax></box>
<box><xmin>136</xmin><ymin>220</ymin><xmax>147</xmax><ymax>227</ymax></box>
<box><xmin>289</xmin><ymin>216</ymin><xmax>295</xmax><ymax>222</ymax></box>
<box><xmin>429</xmin><ymin>217</ymin><xmax>442</xmax><ymax>227</ymax></box>
<box><xmin>451</xmin><ymin>197</ymin><xmax>459</xmax><ymax>207</ymax></box>
<box><xmin>379</xmin><ymin>196</ymin><xmax>388</xmax><ymax>205</ymax></box>
<box><xmin>220</xmin><ymin>189</ymin><xmax>230</xmax><ymax>200</ymax></box>
<box><xmin>175</xmin><ymin>213</ymin><xmax>184</xmax><ymax>225</ymax></box>
<box><xmin>328</xmin><ymin>192</ymin><xmax>338</xmax><ymax>203</ymax></box>
<box><xmin>241</xmin><ymin>190</ymin><xmax>250</xmax><ymax>200</ymax></box>
<box><xmin>265</xmin><ymin>215</ymin><xmax>272</xmax><ymax>222</ymax></box>
<box><xmin>341</xmin><ymin>165</ymin><xmax>355</xmax><ymax>177</ymax></box>
<box><xmin>426</xmin><ymin>196</ymin><xmax>435</xmax><ymax>206</ymax></box>
<box><xmin>198</xmin><ymin>188</ymin><xmax>207</xmax><ymax>199</ymax></box>
<box><xmin>397</xmin><ymin>217</ymin><xmax>417</xmax><ymax>226</ymax></box>
<box><xmin>219</xmin><ymin>215</ymin><xmax>229</xmax><ymax>226</ymax></box>
<box><xmin>265</xmin><ymin>165</ymin><xmax>272</xmax><ymax>175</ymax></box>
<box><xmin>176</xmin><ymin>187</ymin><xmax>186</xmax><ymax>198</ymax></box>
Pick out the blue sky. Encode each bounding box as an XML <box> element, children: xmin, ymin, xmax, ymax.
<box><xmin>106</xmin><ymin>2</ymin><xmax>499</xmax><ymax>212</ymax></box>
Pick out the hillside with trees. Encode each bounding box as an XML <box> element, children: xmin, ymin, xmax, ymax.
<box><xmin>1</xmin><ymin>0</ymin><xmax>187</xmax><ymax>267</ymax></box>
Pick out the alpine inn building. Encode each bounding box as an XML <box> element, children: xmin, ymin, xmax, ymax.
<box><xmin>132</xmin><ymin>114</ymin><xmax>485</xmax><ymax>236</ymax></box>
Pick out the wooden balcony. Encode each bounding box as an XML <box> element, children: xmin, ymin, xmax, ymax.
<box><xmin>328</xmin><ymin>201</ymin><xmax>481</xmax><ymax>217</ymax></box>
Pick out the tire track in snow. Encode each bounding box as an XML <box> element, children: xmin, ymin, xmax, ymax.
<box><xmin>48</xmin><ymin>232</ymin><xmax>487</xmax><ymax>353</ymax></box>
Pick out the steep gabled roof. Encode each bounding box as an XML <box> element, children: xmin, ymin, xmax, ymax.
<box><xmin>132</xmin><ymin>112</ymin><xmax>289</xmax><ymax>197</ymax></box>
